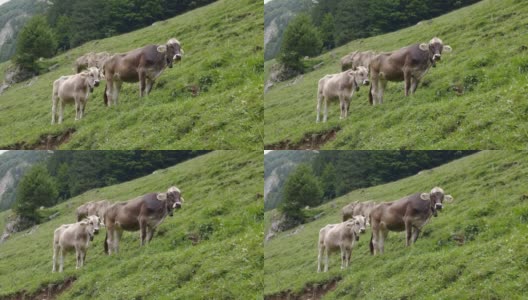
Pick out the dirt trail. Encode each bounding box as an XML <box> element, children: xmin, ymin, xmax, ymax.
<box><xmin>2</xmin><ymin>128</ymin><xmax>75</xmax><ymax>150</ymax></box>
<box><xmin>265</xmin><ymin>128</ymin><xmax>340</xmax><ymax>150</ymax></box>
<box><xmin>265</xmin><ymin>278</ymin><xmax>341</xmax><ymax>300</ymax></box>
<box><xmin>1</xmin><ymin>277</ymin><xmax>76</xmax><ymax>300</ymax></box>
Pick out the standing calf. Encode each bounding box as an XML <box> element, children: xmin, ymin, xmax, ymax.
<box><xmin>52</xmin><ymin>216</ymin><xmax>99</xmax><ymax>272</ymax></box>
<box><xmin>51</xmin><ymin>67</ymin><xmax>101</xmax><ymax>124</ymax></box>
<box><xmin>316</xmin><ymin>66</ymin><xmax>370</xmax><ymax>123</ymax></box>
<box><xmin>317</xmin><ymin>216</ymin><xmax>365</xmax><ymax>272</ymax></box>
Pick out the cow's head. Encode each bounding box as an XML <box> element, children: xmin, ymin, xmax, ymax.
<box><xmin>157</xmin><ymin>186</ymin><xmax>184</xmax><ymax>216</ymax></box>
<box><xmin>157</xmin><ymin>39</ymin><xmax>183</xmax><ymax>69</ymax></box>
<box><xmin>420</xmin><ymin>187</ymin><xmax>454</xmax><ymax>217</ymax></box>
<box><xmin>419</xmin><ymin>37</ymin><xmax>452</xmax><ymax>66</ymax></box>
<box><xmin>349</xmin><ymin>66</ymin><xmax>369</xmax><ymax>91</ymax></box>
<box><xmin>354</xmin><ymin>215</ymin><xmax>367</xmax><ymax>234</ymax></box>
<box><xmin>80</xmin><ymin>217</ymin><xmax>97</xmax><ymax>241</ymax></box>
<box><xmin>85</xmin><ymin>215</ymin><xmax>100</xmax><ymax>234</ymax></box>
<box><xmin>345</xmin><ymin>218</ymin><xmax>362</xmax><ymax>241</ymax></box>
<box><xmin>83</xmin><ymin>67</ymin><xmax>101</xmax><ymax>92</ymax></box>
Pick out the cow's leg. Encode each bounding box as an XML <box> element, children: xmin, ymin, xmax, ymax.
<box><xmin>80</xmin><ymin>99</ymin><xmax>86</xmax><ymax>120</ymax></box>
<box><xmin>113</xmin><ymin>81</ymin><xmax>122</xmax><ymax>106</ymax></box>
<box><xmin>410</xmin><ymin>77</ymin><xmax>419</xmax><ymax>94</ymax></box>
<box><xmin>52</xmin><ymin>244</ymin><xmax>58</xmax><ymax>272</ymax></box>
<box><xmin>378</xmin><ymin>80</ymin><xmax>387</xmax><ymax>105</ymax></box>
<box><xmin>379</xmin><ymin>229</ymin><xmax>388</xmax><ymax>254</ymax></box>
<box><xmin>316</xmin><ymin>93</ymin><xmax>322</xmax><ymax>123</ymax></box>
<box><xmin>339</xmin><ymin>97</ymin><xmax>345</xmax><ymax>120</ymax></box>
<box><xmin>404</xmin><ymin>71</ymin><xmax>411</xmax><ymax>96</ymax></box>
<box><xmin>140</xmin><ymin>218</ymin><xmax>147</xmax><ymax>246</ymax></box>
<box><xmin>51</xmin><ymin>92</ymin><xmax>57</xmax><ymax>124</ymax></box>
<box><xmin>105</xmin><ymin>79</ymin><xmax>113</xmax><ymax>107</ymax></box>
<box><xmin>346</xmin><ymin>247</ymin><xmax>351</xmax><ymax>268</ymax></box>
<box><xmin>411</xmin><ymin>226</ymin><xmax>421</xmax><ymax>244</ymax></box>
<box><xmin>324</xmin><ymin>249</ymin><xmax>329</xmax><ymax>272</ymax></box>
<box><xmin>74</xmin><ymin>99</ymin><xmax>80</xmax><ymax>121</ymax></box>
<box><xmin>371</xmin><ymin>78</ymin><xmax>379</xmax><ymax>105</ymax></box>
<box><xmin>317</xmin><ymin>245</ymin><xmax>324</xmax><ymax>272</ymax></box>
<box><xmin>75</xmin><ymin>247</ymin><xmax>81</xmax><ymax>269</ymax></box>
<box><xmin>59</xmin><ymin>247</ymin><xmax>64</xmax><ymax>272</ymax></box>
<box><xmin>106</xmin><ymin>228</ymin><xmax>113</xmax><ymax>255</ymax></box>
<box><xmin>323</xmin><ymin>97</ymin><xmax>328</xmax><ymax>123</ymax></box>
<box><xmin>405</xmin><ymin>219</ymin><xmax>413</xmax><ymax>246</ymax></box>
<box><xmin>58</xmin><ymin>100</ymin><xmax>64</xmax><ymax>124</ymax></box>
<box><xmin>146</xmin><ymin>227</ymin><xmax>156</xmax><ymax>242</ymax></box>
<box><xmin>145</xmin><ymin>78</ymin><xmax>154</xmax><ymax>95</ymax></box>
<box><xmin>340</xmin><ymin>246</ymin><xmax>345</xmax><ymax>269</ymax></box>
<box><xmin>139</xmin><ymin>70</ymin><xmax>146</xmax><ymax>97</ymax></box>
<box><xmin>345</xmin><ymin>96</ymin><xmax>351</xmax><ymax>119</ymax></box>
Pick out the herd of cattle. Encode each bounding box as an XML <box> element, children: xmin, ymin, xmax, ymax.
<box><xmin>316</xmin><ymin>37</ymin><xmax>452</xmax><ymax>122</ymax></box>
<box><xmin>317</xmin><ymin>187</ymin><xmax>453</xmax><ymax>272</ymax></box>
<box><xmin>52</xmin><ymin>186</ymin><xmax>184</xmax><ymax>272</ymax></box>
<box><xmin>51</xmin><ymin>39</ymin><xmax>183</xmax><ymax>124</ymax></box>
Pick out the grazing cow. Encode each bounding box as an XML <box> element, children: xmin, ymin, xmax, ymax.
<box><xmin>76</xmin><ymin>200</ymin><xmax>111</xmax><ymax>224</ymax></box>
<box><xmin>317</xmin><ymin>216</ymin><xmax>365</xmax><ymax>272</ymax></box>
<box><xmin>316</xmin><ymin>66</ymin><xmax>370</xmax><ymax>123</ymax></box>
<box><xmin>340</xmin><ymin>50</ymin><xmax>376</xmax><ymax>71</ymax></box>
<box><xmin>369</xmin><ymin>187</ymin><xmax>454</xmax><ymax>255</ymax></box>
<box><xmin>104</xmin><ymin>186</ymin><xmax>184</xmax><ymax>254</ymax></box>
<box><xmin>103</xmin><ymin>39</ymin><xmax>183</xmax><ymax>106</ymax></box>
<box><xmin>342</xmin><ymin>200</ymin><xmax>376</xmax><ymax>226</ymax></box>
<box><xmin>52</xmin><ymin>216</ymin><xmax>99</xmax><ymax>272</ymax></box>
<box><xmin>51</xmin><ymin>67</ymin><xmax>101</xmax><ymax>124</ymax></box>
<box><xmin>75</xmin><ymin>52</ymin><xmax>111</xmax><ymax>76</ymax></box>
<box><xmin>369</xmin><ymin>37</ymin><xmax>452</xmax><ymax>105</ymax></box>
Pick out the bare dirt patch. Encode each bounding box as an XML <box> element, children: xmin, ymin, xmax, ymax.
<box><xmin>265</xmin><ymin>278</ymin><xmax>341</xmax><ymax>300</ymax></box>
<box><xmin>2</xmin><ymin>128</ymin><xmax>75</xmax><ymax>150</ymax></box>
<box><xmin>1</xmin><ymin>277</ymin><xmax>76</xmax><ymax>300</ymax></box>
<box><xmin>265</xmin><ymin>128</ymin><xmax>340</xmax><ymax>150</ymax></box>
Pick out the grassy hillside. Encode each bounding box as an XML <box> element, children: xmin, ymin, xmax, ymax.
<box><xmin>0</xmin><ymin>0</ymin><xmax>263</xmax><ymax>150</ymax></box>
<box><xmin>264</xmin><ymin>0</ymin><xmax>528</xmax><ymax>149</ymax></box>
<box><xmin>264</xmin><ymin>151</ymin><xmax>528</xmax><ymax>299</ymax></box>
<box><xmin>0</xmin><ymin>151</ymin><xmax>263</xmax><ymax>299</ymax></box>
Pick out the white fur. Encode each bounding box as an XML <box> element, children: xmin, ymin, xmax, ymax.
<box><xmin>157</xmin><ymin>45</ymin><xmax>167</xmax><ymax>53</ymax></box>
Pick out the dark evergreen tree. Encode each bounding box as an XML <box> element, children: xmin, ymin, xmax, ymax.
<box><xmin>14</xmin><ymin>165</ymin><xmax>58</xmax><ymax>222</ymax></box>
<box><xmin>280</xmin><ymin>164</ymin><xmax>323</xmax><ymax>223</ymax></box>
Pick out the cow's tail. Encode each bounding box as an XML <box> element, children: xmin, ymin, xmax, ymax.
<box><xmin>369</xmin><ymin>83</ymin><xmax>374</xmax><ymax>105</ymax></box>
<box><xmin>104</xmin><ymin>230</ymin><xmax>109</xmax><ymax>254</ymax></box>
<box><xmin>369</xmin><ymin>233</ymin><xmax>374</xmax><ymax>255</ymax></box>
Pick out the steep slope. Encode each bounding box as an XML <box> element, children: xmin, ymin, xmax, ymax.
<box><xmin>264</xmin><ymin>0</ymin><xmax>528</xmax><ymax>149</ymax></box>
<box><xmin>264</xmin><ymin>151</ymin><xmax>528</xmax><ymax>299</ymax></box>
<box><xmin>0</xmin><ymin>0</ymin><xmax>263</xmax><ymax>150</ymax></box>
<box><xmin>0</xmin><ymin>151</ymin><xmax>263</xmax><ymax>299</ymax></box>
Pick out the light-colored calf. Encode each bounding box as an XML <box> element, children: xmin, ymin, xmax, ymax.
<box><xmin>317</xmin><ymin>216</ymin><xmax>365</xmax><ymax>272</ymax></box>
<box><xmin>51</xmin><ymin>67</ymin><xmax>101</xmax><ymax>124</ymax></box>
<box><xmin>52</xmin><ymin>216</ymin><xmax>99</xmax><ymax>272</ymax></box>
<box><xmin>316</xmin><ymin>66</ymin><xmax>370</xmax><ymax>123</ymax></box>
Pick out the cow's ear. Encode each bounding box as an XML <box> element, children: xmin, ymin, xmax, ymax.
<box><xmin>444</xmin><ymin>195</ymin><xmax>454</xmax><ymax>203</ymax></box>
<box><xmin>157</xmin><ymin>45</ymin><xmax>167</xmax><ymax>53</ymax></box>
<box><xmin>157</xmin><ymin>193</ymin><xmax>167</xmax><ymax>200</ymax></box>
<box><xmin>420</xmin><ymin>193</ymin><xmax>431</xmax><ymax>200</ymax></box>
<box><xmin>443</xmin><ymin>45</ymin><xmax>452</xmax><ymax>53</ymax></box>
<box><xmin>80</xmin><ymin>221</ymin><xmax>88</xmax><ymax>226</ymax></box>
<box><xmin>419</xmin><ymin>43</ymin><xmax>429</xmax><ymax>51</ymax></box>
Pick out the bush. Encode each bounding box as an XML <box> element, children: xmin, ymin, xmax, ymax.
<box><xmin>278</xmin><ymin>14</ymin><xmax>322</xmax><ymax>72</ymax></box>
<box><xmin>279</xmin><ymin>164</ymin><xmax>323</xmax><ymax>224</ymax></box>
<box><xmin>14</xmin><ymin>15</ymin><xmax>57</xmax><ymax>72</ymax></box>
<box><xmin>14</xmin><ymin>165</ymin><xmax>58</xmax><ymax>222</ymax></box>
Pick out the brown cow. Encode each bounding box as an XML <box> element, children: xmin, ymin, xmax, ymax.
<box><xmin>75</xmin><ymin>52</ymin><xmax>111</xmax><ymax>76</ymax></box>
<box><xmin>52</xmin><ymin>215</ymin><xmax>99</xmax><ymax>272</ymax></box>
<box><xmin>340</xmin><ymin>50</ymin><xmax>376</xmax><ymax>71</ymax></box>
<box><xmin>369</xmin><ymin>37</ymin><xmax>452</xmax><ymax>105</ymax></box>
<box><xmin>103</xmin><ymin>39</ymin><xmax>183</xmax><ymax>106</ymax></box>
<box><xmin>104</xmin><ymin>186</ymin><xmax>184</xmax><ymax>254</ymax></box>
<box><xmin>369</xmin><ymin>187</ymin><xmax>454</xmax><ymax>255</ymax></box>
<box><xmin>342</xmin><ymin>200</ymin><xmax>376</xmax><ymax>226</ymax></box>
<box><xmin>76</xmin><ymin>200</ymin><xmax>111</xmax><ymax>224</ymax></box>
<box><xmin>316</xmin><ymin>66</ymin><xmax>370</xmax><ymax>123</ymax></box>
<box><xmin>317</xmin><ymin>216</ymin><xmax>365</xmax><ymax>272</ymax></box>
<box><xmin>51</xmin><ymin>67</ymin><xmax>101</xmax><ymax>124</ymax></box>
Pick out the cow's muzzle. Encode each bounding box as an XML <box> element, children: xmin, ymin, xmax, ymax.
<box><xmin>94</xmin><ymin>81</ymin><xmax>100</xmax><ymax>87</ymax></box>
<box><xmin>359</xmin><ymin>228</ymin><xmax>366</xmax><ymax>234</ymax></box>
<box><xmin>174</xmin><ymin>54</ymin><xmax>182</xmax><ymax>61</ymax></box>
<box><xmin>173</xmin><ymin>202</ymin><xmax>182</xmax><ymax>209</ymax></box>
<box><xmin>435</xmin><ymin>203</ymin><xmax>443</xmax><ymax>210</ymax></box>
<box><xmin>94</xmin><ymin>229</ymin><xmax>99</xmax><ymax>235</ymax></box>
<box><xmin>363</xmin><ymin>79</ymin><xmax>370</xmax><ymax>85</ymax></box>
<box><xmin>433</xmin><ymin>54</ymin><xmax>441</xmax><ymax>61</ymax></box>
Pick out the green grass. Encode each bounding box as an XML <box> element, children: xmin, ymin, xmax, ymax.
<box><xmin>0</xmin><ymin>0</ymin><xmax>263</xmax><ymax>150</ymax></box>
<box><xmin>0</xmin><ymin>151</ymin><xmax>263</xmax><ymax>299</ymax></box>
<box><xmin>264</xmin><ymin>0</ymin><xmax>528</xmax><ymax>149</ymax></box>
<box><xmin>264</xmin><ymin>151</ymin><xmax>528</xmax><ymax>299</ymax></box>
